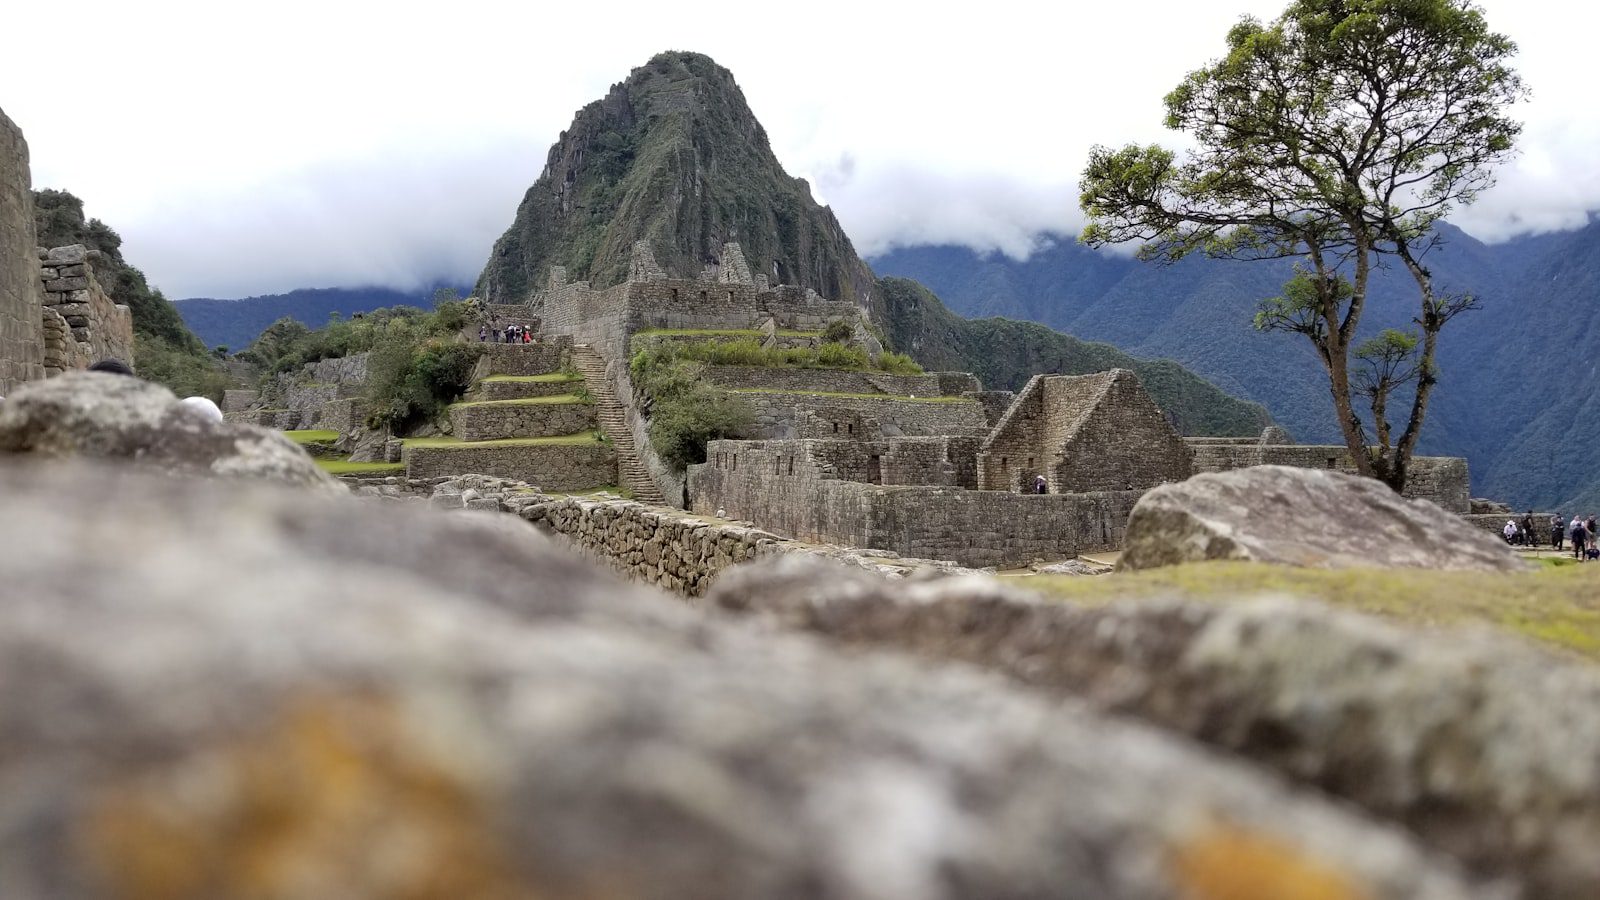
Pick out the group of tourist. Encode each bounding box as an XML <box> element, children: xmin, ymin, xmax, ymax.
<box><xmin>478</xmin><ymin>322</ymin><xmax>534</xmax><ymax>344</ymax></box>
<box><xmin>1504</xmin><ymin>511</ymin><xmax>1600</xmax><ymax>561</ymax></box>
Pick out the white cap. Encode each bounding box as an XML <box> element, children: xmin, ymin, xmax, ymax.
<box><xmin>177</xmin><ymin>395</ymin><xmax>224</xmax><ymax>423</ymax></box>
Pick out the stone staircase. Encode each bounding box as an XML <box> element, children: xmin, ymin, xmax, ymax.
<box><xmin>573</xmin><ymin>344</ymin><xmax>665</xmax><ymax>503</ymax></box>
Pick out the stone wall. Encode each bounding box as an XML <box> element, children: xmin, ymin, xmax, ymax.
<box><xmin>448</xmin><ymin>399</ymin><xmax>595</xmax><ymax>442</ymax></box>
<box><xmin>472</xmin><ymin>339</ymin><xmax>570</xmax><ymax>378</ymax></box>
<box><xmin>404</xmin><ymin>440</ymin><xmax>615</xmax><ymax>490</ymax></box>
<box><xmin>317</xmin><ymin>397</ymin><xmax>370</xmax><ymax>433</ymax></box>
<box><xmin>701</xmin><ymin>365</ymin><xmax>944</xmax><ymax>397</ymax></box>
<box><xmin>222</xmin><ymin>389</ymin><xmax>259</xmax><ymax>414</ymax></box>
<box><xmin>1187</xmin><ymin>440</ymin><xmax>1473</xmax><ymax>514</ymax></box>
<box><xmin>691</xmin><ymin>438</ymin><xmax>1139</xmax><ymax>567</ymax></box>
<box><xmin>968</xmin><ymin>390</ymin><xmax>1016</xmax><ymax>427</ymax></box>
<box><xmin>742</xmin><ymin>391</ymin><xmax>991</xmax><ymax>440</ymax></box>
<box><xmin>37</xmin><ymin>245</ymin><xmax>135</xmax><ymax>374</ymax></box>
<box><xmin>0</xmin><ymin>107</ymin><xmax>43</xmax><ymax>394</ymax></box>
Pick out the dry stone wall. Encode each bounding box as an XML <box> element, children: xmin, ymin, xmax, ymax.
<box><xmin>0</xmin><ymin>107</ymin><xmax>43</xmax><ymax>394</ymax></box>
<box><xmin>702</xmin><ymin>365</ymin><xmax>943</xmax><ymax>396</ymax></box>
<box><xmin>404</xmin><ymin>440</ymin><xmax>615</xmax><ymax>490</ymax></box>
<box><xmin>691</xmin><ymin>439</ymin><xmax>1138</xmax><ymax>567</ymax></box>
<box><xmin>1187</xmin><ymin>438</ymin><xmax>1472</xmax><ymax>513</ymax></box>
<box><xmin>449</xmin><ymin>399</ymin><xmax>595</xmax><ymax>441</ymax></box>
<box><xmin>743</xmin><ymin>391</ymin><xmax>990</xmax><ymax>439</ymax></box>
<box><xmin>37</xmin><ymin>245</ymin><xmax>135</xmax><ymax>373</ymax></box>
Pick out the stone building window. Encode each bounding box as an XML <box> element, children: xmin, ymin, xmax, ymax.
<box><xmin>867</xmin><ymin>455</ymin><xmax>882</xmax><ymax>485</ymax></box>
<box><xmin>671</xmin><ymin>289</ymin><xmax>679</xmax><ymax>300</ymax></box>
<box><xmin>787</xmin><ymin>457</ymin><xmax>794</xmax><ymax>476</ymax></box>
<box><xmin>699</xmin><ymin>290</ymin><xmax>708</xmax><ymax>301</ymax></box>
<box><xmin>732</xmin><ymin>454</ymin><xmax>738</xmax><ymax>471</ymax></box>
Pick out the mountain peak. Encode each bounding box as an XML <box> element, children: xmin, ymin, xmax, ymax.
<box><xmin>476</xmin><ymin>52</ymin><xmax>873</xmax><ymax>306</ymax></box>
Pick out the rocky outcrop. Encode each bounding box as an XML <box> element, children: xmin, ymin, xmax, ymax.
<box><xmin>1120</xmin><ymin>465</ymin><xmax>1524</xmax><ymax>571</ymax></box>
<box><xmin>707</xmin><ymin>556</ymin><xmax>1600</xmax><ymax>896</ymax></box>
<box><xmin>0</xmin><ymin>462</ymin><xmax>1489</xmax><ymax>899</ymax></box>
<box><xmin>0</xmin><ymin>371</ymin><xmax>341</xmax><ymax>493</ymax></box>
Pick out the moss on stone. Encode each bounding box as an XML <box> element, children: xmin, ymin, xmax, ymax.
<box><xmin>1030</xmin><ymin>561</ymin><xmax>1600</xmax><ymax>661</ymax></box>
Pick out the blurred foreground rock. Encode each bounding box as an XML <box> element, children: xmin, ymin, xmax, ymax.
<box><xmin>0</xmin><ymin>371</ymin><xmax>340</xmax><ymax>492</ymax></box>
<box><xmin>1119</xmin><ymin>465</ymin><xmax>1524</xmax><ymax>571</ymax></box>
<box><xmin>0</xmin><ymin>463</ymin><xmax>1488</xmax><ymax>900</ymax></box>
<box><xmin>708</xmin><ymin>557</ymin><xmax>1600</xmax><ymax>897</ymax></box>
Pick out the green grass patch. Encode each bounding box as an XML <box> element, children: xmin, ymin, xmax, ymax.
<box><xmin>282</xmin><ymin>429</ymin><xmax>340</xmax><ymax>444</ymax></box>
<box><xmin>403</xmin><ymin>432</ymin><xmax>605</xmax><ymax>449</ymax></box>
<box><xmin>315</xmin><ymin>459</ymin><xmax>406</xmax><ymax>475</ymax></box>
<box><xmin>451</xmin><ymin>394</ymin><xmax>587</xmax><ymax>409</ymax></box>
<box><xmin>725</xmin><ymin>389</ymin><xmax>970</xmax><ymax>403</ymax></box>
<box><xmin>1028</xmin><ymin>561</ymin><xmax>1600</xmax><ymax>662</ymax></box>
<box><xmin>481</xmin><ymin>373</ymin><xmax>582</xmax><ymax>383</ymax></box>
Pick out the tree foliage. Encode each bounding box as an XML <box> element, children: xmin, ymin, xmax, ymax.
<box><xmin>1081</xmin><ymin>0</ymin><xmax>1525</xmax><ymax>491</ymax></box>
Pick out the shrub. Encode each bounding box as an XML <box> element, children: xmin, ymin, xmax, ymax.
<box><xmin>879</xmin><ymin>351</ymin><xmax>923</xmax><ymax>376</ymax></box>
<box><xmin>364</xmin><ymin>326</ymin><xmax>484</xmax><ymax>431</ymax></box>
<box><xmin>633</xmin><ymin>354</ymin><xmax>754</xmax><ymax>469</ymax></box>
<box><xmin>821</xmin><ymin>319</ymin><xmax>855</xmax><ymax>343</ymax></box>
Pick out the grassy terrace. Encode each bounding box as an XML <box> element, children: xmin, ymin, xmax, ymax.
<box><xmin>1030</xmin><ymin>561</ymin><xmax>1600</xmax><ymax>662</ymax></box>
<box><xmin>315</xmin><ymin>460</ymin><xmax>406</xmax><ymax>475</ymax></box>
<box><xmin>402</xmin><ymin>432</ymin><xmax>604</xmax><ymax>448</ymax></box>
<box><xmin>481</xmin><ymin>374</ymin><xmax>582</xmax><ymax>383</ymax></box>
<box><xmin>451</xmin><ymin>395</ymin><xmax>586</xmax><ymax>408</ymax></box>
<box><xmin>283</xmin><ymin>429</ymin><xmax>340</xmax><ymax>444</ymax></box>
<box><xmin>725</xmin><ymin>388</ymin><xmax>970</xmax><ymax>404</ymax></box>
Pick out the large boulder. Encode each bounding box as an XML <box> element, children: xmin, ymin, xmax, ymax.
<box><xmin>1120</xmin><ymin>465</ymin><xmax>1523</xmax><ymax>571</ymax></box>
<box><xmin>0</xmin><ymin>371</ymin><xmax>341</xmax><ymax>493</ymax></box>
<box><xmin>707</xmin><ymin>556</ymin><xmax>1600</xmax><ymax>896</ymax></box>
<box><xmin>0</xmin><ymin>463</ymin><xmax>1484</xmax><ymax>900</ymax></box>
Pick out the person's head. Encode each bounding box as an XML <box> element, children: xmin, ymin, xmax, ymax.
<box><xmin>87</xmin><ymin>358</ymin><xmax>134</xmax><ymax>376</ymax></box>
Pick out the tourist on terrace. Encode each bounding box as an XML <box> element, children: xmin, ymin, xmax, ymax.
<box><xmin>478</xmin><ymin>324</ymin><xmax>487</xmax><ymax>342</ymax></box>
<box><xmin>1503</xmin><ymin>519</ymin><xmax>1518</xmax><ymax>544</ymax></box>
<box><xmin>1521</xmin><ymin>511</ymin><xmax>1537</xmax><ymax>547</ymax></box>
<box><xmin>1572</xmin><ymin>516</ymin><xmax>1589</xmax><ymax>561</ymax></box>
<box><xmin>1034</xmin><ymin>474</ymin><xmax>1047</xmax><ymax>495</ymax></box>
<box><xmin>1552</xmin><ymin>514</ymin><xmax>1566</xmax><ymax>551</ymax></box>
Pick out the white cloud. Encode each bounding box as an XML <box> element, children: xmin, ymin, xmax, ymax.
<box><xmin>2</xmin><ymin>0</ymin><xmax>1591</xmax><ymax>296</ymax></box>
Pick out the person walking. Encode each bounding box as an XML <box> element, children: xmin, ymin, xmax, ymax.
<box><xmin>1552</xmin><ymin>513</ymin><xmax>1566</xmax><ymax>551</ymax></box>
<box><xmin>1572</xmin><ymin>516</ymin><xmax>1589</xmax><ymax>561</ymax></box>
<box><xmin>478</xmin><ymin>324</ymin><xmax>487</xmax><ymax>342</ymax></box>
<box><xmin>1521</xmin><ymin>511</ymin><xmax>1537</xmax><ymax>547</ymax></box>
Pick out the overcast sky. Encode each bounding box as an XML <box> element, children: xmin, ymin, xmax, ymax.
<box><xmin>4</xmin><ymin>0</ymin><xmax>1595</xmax><ymax>299</ymax></box>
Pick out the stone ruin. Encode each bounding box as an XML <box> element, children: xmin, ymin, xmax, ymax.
<box><xmin>0</xmin><ymin>107</ymin><xmax>135</xmax><ymax>396</ymax></box>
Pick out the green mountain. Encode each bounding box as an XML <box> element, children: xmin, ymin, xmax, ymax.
<box><xmin>174</xmin><ymin>284</ymin><xmax>470</xmax><ymax>351</ymax></box>
<box><xmin>33</xmin><ymin>189</ymin><xmax>229</xmax><ymax>397</ymax></box>
<box><xmin>477</xmin><ymin>51</ymin><xmax>876</xmax><ymax>309</ymax></box>
<box><xmin>477</xmin><ymin>51</ymin><xmax>1268</xmax><ymax>435</ymax></box>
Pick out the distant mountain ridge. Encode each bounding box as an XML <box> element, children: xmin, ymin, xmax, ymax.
<box><xmin>872</xmin><ymin>219</ymin><xmax>1600</xmax><ymax>512</ymax></box>
<box><xmin>174</xmin><ymin>285</ymin><xmax>469</xmax><ymax>350</ymax></box>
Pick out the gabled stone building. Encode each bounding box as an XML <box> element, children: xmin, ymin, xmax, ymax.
<box><xmin>976</xmin><ymin>370</ymin><xmax>1194</xmax><ymax>494</ymax></box>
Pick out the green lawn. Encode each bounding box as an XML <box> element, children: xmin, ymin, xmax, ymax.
<box><xmin>282</xmin><ymin>429</ymin><xmax>340</xmax><ymax>444</ymax></box>
<box><xmin>451</xmin><ymin>395</ymin><xmax>587</xmax><ymax>409</ymax></box>
<box><xmin>402</xmin><ymin>432</ymin><xmax>605</xmax><ymax>449</ymax></box>
<box><xmin>315</xmin><ymin>459</ymin><xmax>406</xmax><ymax>475</ymax></box>
<box><xmin>481</xmin><ymin>374</ymin><xmax>582</xmax><ymax>383</ymax></box>
<box><xmin>1029</xmin><ymin>561</ymin><xmax>1600</xmax><ymax>662</ymax></box>
<box><xmin>725</xmin><ymin>389</ymin><xmax>970</xmax><ymax>404</ymax></box>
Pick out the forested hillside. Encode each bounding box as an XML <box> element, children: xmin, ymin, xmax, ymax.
<box><xmin>175</xmin><ymin>285</ymin><xmax>469</xmax><ymax>350</ymax></box>
<box><xmin>874</xmin><ymin>219</ymin><xmax>1600</xmax><ymax>511</ymax></box>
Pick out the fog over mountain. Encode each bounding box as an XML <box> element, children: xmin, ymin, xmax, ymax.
<box><xmin>1</xmin><ymin>0</ymin><xmax>1595</xmax><ymax>299</ymax></box>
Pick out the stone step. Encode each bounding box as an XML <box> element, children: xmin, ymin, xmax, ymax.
<box><xmin>403</xmin><ymin>436</ymin><xmax>616</xmax><ymax>492</ymax></box>
<box><xmin>573</xmin><ymin>344</ymin><xmax>665</xmax><ymax>503</ymax></box>
<box><xmin>448</xmin><ymin>397</ymin><xmax>595</xmax><ymax>442</ymax></box>
<box><xmin>468</xmin><ymin>375</ymin><xmax>585</xmax><ymax>402</ymax></box>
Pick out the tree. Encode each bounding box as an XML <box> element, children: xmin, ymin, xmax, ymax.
<box><xmin>1080</xmin><ymin>0</ymin><xmax>1525</xmax><ymax>493</ymax></box>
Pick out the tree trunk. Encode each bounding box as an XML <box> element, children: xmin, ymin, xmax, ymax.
<box><xmin>1322</xmin><ymin>332</ymin><xmax>1376</xmax><ymax>478</ymax></box>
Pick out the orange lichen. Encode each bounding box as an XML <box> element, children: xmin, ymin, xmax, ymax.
<box><xmin>1171</xmin><ymin>824</ymin><xmax>1373</xmax><ymax>900</ymax></box>
<box><xmin>80</xmin><ymin>693</ymin><xmax>524</xmax><ymax>900</ymax></box>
